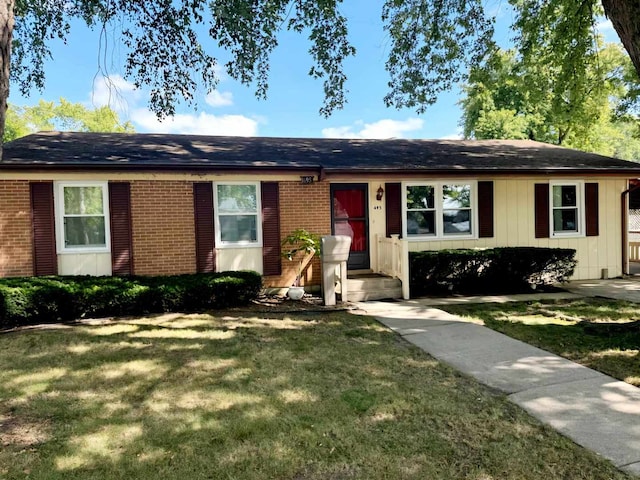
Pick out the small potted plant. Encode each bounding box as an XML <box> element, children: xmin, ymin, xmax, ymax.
<box><xmin>281</xmin><ymin>228</ymin><xmax>321</xmax><ymax>300</ymax></box>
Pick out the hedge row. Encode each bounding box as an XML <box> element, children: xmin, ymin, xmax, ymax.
<box><xmin>410</xmin><ymin>247</ymin><xmax>577</xmax><ymax>296</ymax></box>
<box><xmin>0</xmin><ymin>271</ymin><xmax>262</xmax><ymax>328</ymax></box>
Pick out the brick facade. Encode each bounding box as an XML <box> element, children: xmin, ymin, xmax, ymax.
<box><xmin>0</xmin><ymin>178</ymin><xmax>334</xmax><ymax>284</ymax></box>
<box><xmin>0</xmin><ymin>181</ymin><xmax>33</xmax><ymax>277</ymax></box>
<box><xmin>130</xmin><ymin>180</ymin><xmax>196</xmax><ymax>275</ymax></box>
<box><xmin>264</xmin><ymin>181</ymin><xmax>332</xmax><ymax>287</ymax></box>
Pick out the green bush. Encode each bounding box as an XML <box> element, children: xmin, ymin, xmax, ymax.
<box><xmin>410</xmin><ymin>247</ymin><xmax>577</xmax><ymax>297</ymax></box>
<box><xmin>0</xmin><ymin>271</ymin><xmax>262</xmax><ymax>329</ymax></box>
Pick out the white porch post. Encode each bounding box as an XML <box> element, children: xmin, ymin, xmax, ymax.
<box><xmin>400</xmin><ymin>239</ymin><xmax>410</xmax><ymax>300</ymax></box>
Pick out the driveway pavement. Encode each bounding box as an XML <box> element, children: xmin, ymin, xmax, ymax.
<box><xmin>355</xmin><ymin>298</ymin><xmax>640</xmax><ymax>476</ymax></box>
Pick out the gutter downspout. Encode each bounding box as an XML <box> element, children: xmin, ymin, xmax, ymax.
<box><xmin>621</xmin><ymin>180</ymin><xmax>640</xmax><ymax>275</ymax></box>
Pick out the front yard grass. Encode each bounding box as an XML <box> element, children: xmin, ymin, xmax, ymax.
<box><xmin>0</xmin><ymin>309</ymin><xmax>630</xmax><ymax>479</ymax></box>
<box><xmin>442</xmin><ymin>298</ymin><xmax>640</xmax><ymax>387</ymax></box>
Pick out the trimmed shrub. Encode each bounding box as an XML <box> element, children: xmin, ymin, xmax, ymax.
<box><xmin>410</xmin><ymin>247</ymin><xmax>577</xmax><ymax>297</ymax></box>
<box><xmin>0</xmin><ymin>271</ymin><xmax>262</xmax><ymax>329</ymax></box>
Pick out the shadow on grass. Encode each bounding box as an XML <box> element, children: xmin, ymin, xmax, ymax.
<box><xmin>0</xmin><ymin>309</ymin><xmax>631</xmax><ymax>480</ymax></box>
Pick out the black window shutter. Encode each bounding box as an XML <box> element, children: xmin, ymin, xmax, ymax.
<box><xmin>261</xmin><ymin>182</ymin><xmax>282</xmax><ymax>276</ymax></box>
<box><xmin>535</xmin><ymin>183</ymin><xmax>550</xmax><ymax>238</ymax></box>
<box><xmin>585</xmin><ymin>183</ymin><xmax>599</xmax><ymax>237</ymax></box>
<box><xmin>385</xmin><ymin>182</ymin><xmax>402</xmax><ymax>238</ymax></box>
<box><xmin>477</xmin><ymin>181</ymin><xmax>494</xmax><ymax>238</ymax></box>
<box><xmin>109</xmin><ymin>182</ymin><xmax>134</xmax><ymax>275</ymax></box>
<box><xmin>193</xmin><ymin>182</ymin><xmax>216</xmax><ymax>273</ymax></box>
<box><xmin>30</xmin><ymin>182</ymin><xmax>58</xmax><ymax>276</ymax></box>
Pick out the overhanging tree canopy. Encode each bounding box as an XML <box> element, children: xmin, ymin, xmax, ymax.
<box><xmin>2</xmin><ymin>0</ymin><xmax>640</xmax><ymax>150</ymax></box>
<box><xmin>459</xmin><ymin>44</ymin><xmax>640</xmax><ymax>159</ymax></box>
<box><xmin>4</xmin><ymin>98</ymin><xmax>134</xmax><ymax>143</ymax></box>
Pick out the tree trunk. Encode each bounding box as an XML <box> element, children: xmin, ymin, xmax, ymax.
<box><xmin>0</xmin><ymin>0</ymin><xmax>14</xmax><ymax>157</ymax></box>
<box><xmin>602</xmin><ymin>0</ymin><xmax>640</xmax><ymax>79</ymax></box>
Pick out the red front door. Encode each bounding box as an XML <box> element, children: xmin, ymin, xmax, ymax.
<box><xmin>331</xmin><ymin>184</ymin><xmax>369</xmax><ymax>270</ymax></box>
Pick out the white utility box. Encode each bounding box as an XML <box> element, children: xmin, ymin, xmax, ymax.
<box><xmin>321</xmin><ymin>235</ymin><xmax>352</xmax><ymax>306</ymax></box>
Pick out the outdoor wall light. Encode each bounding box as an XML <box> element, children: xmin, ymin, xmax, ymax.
<box><xmin>376</xmin><ymin>185</ymin><xmax>384</xmax><ymax>201</ymax></box>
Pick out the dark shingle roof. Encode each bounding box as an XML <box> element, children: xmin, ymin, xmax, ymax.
<box><xmin>2</xmin><ymin>131</ymin><xmax>640</xmax><ymax>175</ymax></box>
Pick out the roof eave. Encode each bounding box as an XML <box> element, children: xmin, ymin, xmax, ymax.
<box><xmin>322</xmin><ymin>167</ymin><xmax>640</xmax><ymax>176</ymax></box>
<box><xmin>0</xmin><ymin>163</ymin><xmax>322</xmax><ymax>174</ymax></box>
<box><xmin>1</xmin><ymin>163</ymin><xmax>640</xmax><ymax>177</ymax></box>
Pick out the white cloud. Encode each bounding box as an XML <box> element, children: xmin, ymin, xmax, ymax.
<box><xmin>131</xmin><ymin>109</ymin><xmax>258</xmax><ymax>136</ymax></box>
<box><xmin>205</xmin><ymin>90</ymin><xmax>234</xmax><ymax>108</ymax></box>
<box><xmin>212</xmin><ymin>63</ymin><xmax>229</xmax><ymax>82</ymax></box>
<box><xmin>90</xmin><ymin>74</ymin><xmax>140</xmax><ymax>112</ymax></box>
<box><xmin>89</xmin><ymin>73</ymin><xmax>258</xmax><ymax>136</ymax></box>
<box><xmin>321</xmin><ymin>126</ymin><xmax>356</xmax><ymax>138</ymax></box>
<box><xmin>440</xmin><ymin>129</ymin><xmax>463</xmax><ymax>140</ymax></box>
<box><xmin>322</xmin><ymin>118</ymin><xmax>424</xmax><ymax>139</ymax></box>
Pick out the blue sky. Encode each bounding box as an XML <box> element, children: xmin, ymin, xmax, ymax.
<box><xmin>8</xmin><ymin>1</ymin><xmax>617</xmax><ymax>140</ymax></box>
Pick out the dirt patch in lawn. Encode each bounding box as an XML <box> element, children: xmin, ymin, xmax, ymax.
<box><xmin>0</xmin><ymin>414</ymin><xmax>50</xmax><ymax>448</ymax></box>
<box><xmin>237</xmin><ymin>293</ymin><xmax>353</xmax><ymax>313</ymax></box>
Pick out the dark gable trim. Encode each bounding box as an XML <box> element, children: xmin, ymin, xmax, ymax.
<box><xmin>109</xmin><ymin>182</ymin><xmax>134</xmax><ymax>275</ymax></box>
<box><xmin>261</xmin><ymin>182</ymin><xmax>282</xmax><ymax>276</ymax></box>
<box><xmin>477</xmin><ymin>181</ymin><xmax>494</xmax><ymax>238</ymax></box>
<box><xmin>193</xmin><ymin>182</ymin><xmax>216</xmax><ymax>273</ymax></box>
<box><xmin>385</xmin><ymin>182</ymin><xmax>402</xmax><ymax>238</ymax></box>
<box><xmin>585</xmin><ymin>182</ymin><xmax>599</xmax><ymax>237</ymax></box>
<box><xmin>30</xmin><ymin>182</ymin><xmax>58</xmax><ymax>276</ymax></box>
<box><xmin>534</xmin><ymin>183</ymin><xmax>550</xmax><ymax>239</ymax></box>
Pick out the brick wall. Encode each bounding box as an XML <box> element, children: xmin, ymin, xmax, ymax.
<box><xmin>0</xmin><ymin>181</ymin><xmax>33</xmax><ymax>277</ymax></box>
<box><xmin>0</xmin><ymin>178</ymin><xmax>333</xmax><ymax>283</ymax></box>
<box><xmin>264</xmin><ymin>181</ymin><xmax>332</xmax><ymax>287</ymax></box>
<box><xmin>130</xmin><ymin>180</ymin><xmax>196</xmax><ymax>275</ymax></box>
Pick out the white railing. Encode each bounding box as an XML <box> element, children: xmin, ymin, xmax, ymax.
<box><xmin>630</xmin><ymin>242</ymin><xmax>640</xmax><ymax>262</ymax></box>
<box><xmin>376</xmin><ymin>234</ymin><xmax>410</xmax><ymax>299</ymax></box>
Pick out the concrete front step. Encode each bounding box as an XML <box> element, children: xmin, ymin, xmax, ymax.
<box><xmin>347</xmin><ymin>288</ymin><xmax>403</xmax><ymax>302</ymax></box>
<box><xmin>346</xmin><ymin>274</ymin><xmax>402</xmax><ymax>301</ymax></box>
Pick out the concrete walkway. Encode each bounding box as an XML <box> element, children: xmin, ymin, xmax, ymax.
<box><xmin>566</xmin><ymin>278</ymin><xmax>640</xmax><ymax>303</ymax></box>
<box><xmin>355</xmin><ymin>299</ymin><xmax>640</xmax><ymax>476</ymax></box>
<box><xmin>409</xmin><ymin>291</ymin><xmax>582</xmax><ymax>306</ymax></box>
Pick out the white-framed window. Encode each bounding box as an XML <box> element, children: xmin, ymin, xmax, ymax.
<box><xmin>214</xmin><ymin>182</ymin><xmax>262</xmax><ymax>248</ymax></box>
<box><xmin>550</xmin><ymin>181</ymin><xmax>584</xmax><ymax>237</ymax></box>
<box><xmin>403</xmin><ymin>181</ymin><xmax>476</xmax><ymax>239</ymax></box>
<box><xmin>55</xmin><ymin>181</ymin><xmax>110</xmax><ymax>253</ymax></box>
<box><xmin>406</xmin><ymin>184</ymin><xmax>437</xmax><ymax>237</ymax></box>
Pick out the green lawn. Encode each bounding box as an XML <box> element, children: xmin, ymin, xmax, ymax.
<box><xmin>442</xmin><ymin>298</ymin><xmax>640</xmax><ymax>387</ymax></box>
<box><xmin>0</xmin><ymin>309</ymin><xmax>630</xmax><ymax>479</ymax></box>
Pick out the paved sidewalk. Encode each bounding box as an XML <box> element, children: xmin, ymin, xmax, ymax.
<box><xmin>407</xmin><ymin>291</ymin><xmax>581</xmax><ymax>306</ymax></box>
<box><xmin>566</xmin><ymin>278</ymin><xmax>640</xmax><ymax>303</ymax></box>
<box><xmin>355</xmin><ymin>299</ymin><xmax>640</xmax><ymax>476</ymax></box>
<box><xmin>408</xmin><ymin>278</ymin><xmax>640</xmax><ymax>306</ymax></box>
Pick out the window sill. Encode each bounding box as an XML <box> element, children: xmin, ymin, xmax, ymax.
<box><xmin>551</xmin><ymin>233</ymin><xmax>584</xmax><ymax>239</ymax></box>
<box><xmin>407</xmin><ymin>235</ymin><xmax>476</xmax><ymax>242</ymax></box>
<box><xmin>58</xmin><ymin>248</ymin><xmax>111</xmax><ymax>255</ymax></box>
<box><xmin>215</xmin><ymin>242</ymin><xmax>263</xmax><ymax>250</ymax></box>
